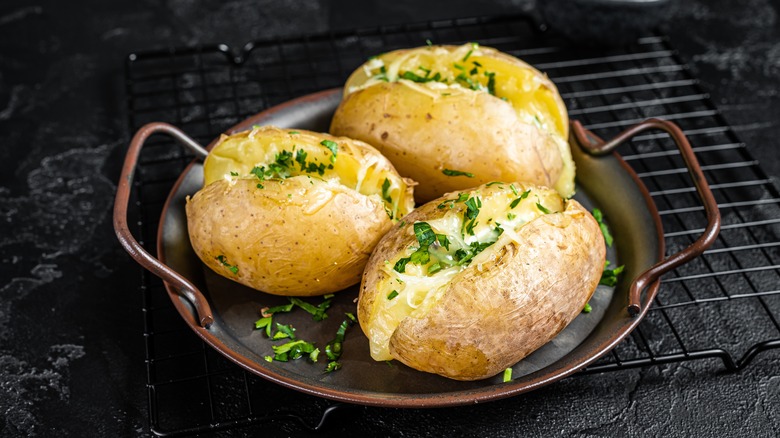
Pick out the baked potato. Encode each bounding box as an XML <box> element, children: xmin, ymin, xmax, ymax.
<box><xmin>330</xmin><ymin>43</ymin><xmax>575</xmax><ymax>203</ymax></box>
<box><xmin>358</xmin><ymin>182</ymin><xmax>605</xmax><ymax>380</ymax></box>
<box><xmin>186</xmin><ymin>126</ymin><xmax>415</xmax><ymax>296</ymax></box>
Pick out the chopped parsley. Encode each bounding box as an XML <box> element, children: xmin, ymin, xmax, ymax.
<box><xmin>381</xmin><ymin>178</ymin><xmax>393</xmax><ymax>204</ymax></box>
<box><xmin>272</xmin><ymin>323</ymin><xmax>296</xmax><ymax>340</ymax></box>
<box><xmin>442</xmin><ymin>169</ymin><xmax>475</xmax><ymax>178</ymax></box>
<box><xmin>270</xmin><ymin>340</ymin><xmax>319</xmax><ymax>362</ymax></box>
<box><xmin>437</xmin><ymin>192</ymin><xmax>470</xmax><ymax>209</ymax></box>
<box><xmin>399</xmin><ymin>69</ymin><xmax>442</xmax><ymax>83</ymax></box>
<box><xmin>536</xmin><ymin>202</ymin><xmax>551</xmax><ymax>214</ymax></box>
<box><xmin>320</xmin><ymin>139</ymin><xmax>338</xmax><ymax>163</ymax></box>
<box><xmin>324</xmin><ymin>313</ymin><xmax>356</xmax><ymax>368</ymax></box>
<box><xmin>393</xmin><ymin>257</ymin><xmax>411</xmax><ymax>273</ymax></box>
<box><xmin>387</xmin><ymin>290</ymin><xmax>399</xmax><ymax>300</ymax></box>
<box><xmin>592</xmin><ymin>208</ymin><xmax>614</xmax><ymax>247</ymax></box>
<box><xmin>582</xmin><ymin>302</ymin><xmax>592</xmax><ymax>313</ymax></box>
<box><xmin>485</xmin><ymin>71</ymin><xmax>496</xmax><ymax>96</ymax></box>
<box><xmin>215</xmin><ymin>255</ymin><xmax>238</xmax><ymax>274</ymax></box>
<box><xmin>289</xmin><ymin>296</ymin><xmax>332</xmax><ymax>321</ymax></box>
<box><xmin>503</xmin><ymin>367</ymin><xmax>513</xmax><ymax>382</ymax></box>
<box><xmin>254</xmin><ymin>316</ymin><xmax>273</xmax><ymax>337</ymax></box>
<box><xmin>295</xmin><ymin>149</ymin><xmax>308</xmax><ymax>170</ymax></box>
<box><xmin>509</xmin><ymin>189</ymin><xmax>531</xmax><ymax>209</ymax></box>
<box><xmin>600</xmin><ymin>261</ymin><xmax>625</xmax><ymax>287</ymax></box>
<box><xmin>392</xmin><ymin>222</ymin><xmax>452</xmax><ymax>274</ymax></box>
<box><xmin>288</xmin><ymin>130</ymin><xmax>300</xmax><ymax>135</ymax></box>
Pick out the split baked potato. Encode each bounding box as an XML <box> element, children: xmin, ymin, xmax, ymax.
<box><xmin>358</xmin><ymin>182</ymin><xmax>605</xmax><ymax>380</ymax></box>
<box><xmin>186</xmin><ymin>126</ymin><xmax>415</xmax><ymax>296</ymax></box>
<box><xmin>330</xmin><ymin>43</ymin><xmax>574</xmax><ymax>203</ymax></box>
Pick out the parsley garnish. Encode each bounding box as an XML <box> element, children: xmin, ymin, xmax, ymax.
<box><xmin>215</xmin><ymin>255</ymin><xmax>238</xmax><ymax>274</ymax></box>
<box><xmin>399</xmin><ymin>70</ymin><xmax>442</xmax><ymax>83</ymax></box>
<box><xmin>600</xmin><ymin>261</ymin><xmax>625</xmax><ymax>287</ymax></box>
<box><xmin>393</xmin><ymin>257</ymin><xmax>411</xmax><ymax>273</ymax></box>
<box><xmin>387</xmin><ymin>290</ymin><xmax>399</xmax><ymax>300</ymax></box>
<box><xmin>325</xmin><ymin>313</ymin><xmax>356</xmax><ymax>365</ymax></box>
<box><xmin>295</xmin><ymin>149</ymin><xmax>308</xmax><ymax>170</ymax></box>
<box><xmin>582</xmin><ymin>302</ymin><xmax>592</xmax><ymax>313</ymax></box>
<box><xmin>592</xmin><ymin>208</ymin><xmax>614</xmax><ymax>247</ymax></box>
<box><xmin>289</xmin><ymin>296</ymin><xmax>332</xmax><ymax>321</ymax></box>
<box><xmin>381</xmin><ymin>178</ymin><xmax>393</xmax><ymax>204</ymax></box>
<box><xmin>441</xmin><ymin>169</ymin><xmax>474</xmax><ymax>178</ymax></box>
<box><xmin>272</xmin><ymin>323</ymin><xmax>296</xmax><ymax>340</ymax></box>
<box><xmin>485</xmin><ymin>71</ymin><xmax>496</xmax><ymax>95</ymax></box>
<box><xmin>270</xmin><ymin>340</ymin><xmax>319</xmax><ymax>362</ymax></box>
<box><xmin>320</xmin><ymin>139</ymin><xmax>338</xmax><ymax>163</ymax></box>
<box><xmin>536</xmin><ymin>202</ymin><xmax>551</xmax><ymax>214</ymax></box>
<box><xmin>503</xmin><ymin>367</ymin><xmax>513</xmax><ymax>382</ymax></box>
<box><xmin>509</xmin><ymin>189</ymin><xmax>531</xmax><ymax>209</ymax></box>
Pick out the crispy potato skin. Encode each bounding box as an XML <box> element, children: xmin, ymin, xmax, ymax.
<box><xmin>187</xmin><ymin>177</ymin><xmax>393</xmax><ymax>296</ymax></box>
<box><xmin>359</xmin><ymin>188</ymin><xmax>605</xmax><ymax>380</ymax></box>
<box><xmin>331</xmin><ymin>82</ymin><xmax>563</xmax><ymax>203</ymax></box>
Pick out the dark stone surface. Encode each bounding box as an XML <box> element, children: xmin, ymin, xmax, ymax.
<box><xmin>0</xmin><ymin>0</ymin><xmax>778</xmax><ymax>436</ymax></box>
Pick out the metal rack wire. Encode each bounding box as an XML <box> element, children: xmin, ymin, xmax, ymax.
<box><xmin>124</xmin><ymin>14</ymin><xmax>780</xmax><ymax>436</ymax></box>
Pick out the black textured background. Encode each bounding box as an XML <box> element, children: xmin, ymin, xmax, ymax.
<box><xmin>0</xmin><ymin>0</ymin><xmax>778</xmax><ymax>436</ymax></box>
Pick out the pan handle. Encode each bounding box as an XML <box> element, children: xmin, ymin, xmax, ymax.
<box><xmin>113</xmin><ymin>122</ymin><xmax>213</xmax><ymax>327</ymax></box>
<box><xmin>571</xmin><ymin>118</ymin><xmax>721</xmax><ymax>317</ymax></box>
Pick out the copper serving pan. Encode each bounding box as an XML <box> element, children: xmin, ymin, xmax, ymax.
<box><xmin>114</xmin><ymin>88</ymin><xmax>720</xmax><ymax>408</ymax></box>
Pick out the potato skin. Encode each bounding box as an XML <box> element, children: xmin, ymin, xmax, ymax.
<box><xmin>359</xmin><ymin>185</ymin><xmax>605</xmax><ymax>380</ymax></box>
<box><xmin>331</xmin><ymin>82</ymin><xmax>563</xmax><ymax>203</ymax></box>
<box><xmin>186</xmin><ymin>126</ymin><xmax>415</xmax><ymax>296</ymax></box>
<box><xmin>330</xmin><ymin>44</ymin><xmax>573</xmax><ymax>203</ymax></box>
<box><xmin>187</xmin><ymin>177</ymin><xmax>392</xmax><ymax>296</ymax></box>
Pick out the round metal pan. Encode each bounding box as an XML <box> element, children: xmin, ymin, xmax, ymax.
<box><xmin>114</xmin><ymin>88</ymin><xmax>720</xmax><ymax>408</ymax></box>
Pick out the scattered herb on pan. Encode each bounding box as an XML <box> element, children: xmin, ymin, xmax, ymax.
<box><xmin>600</xmin><ymin>261</ymin><xmax>625</xmax><ymax>287</ymax></box>
<box><xmin>592</xmin><ymin>208</ymin><xmax>614</xmax><ymax>247</ymax></box>
<box><xmin>442</xmin><ymin>168</ymin><xmax>474</xmax><ymax>178</ymax></box>
<box><xmin>289</xmin><ymin>295</ymin><xmax>333</xmax><ymax>321</ymax></box>
<box><xmin>268</xmin><ymin>340</ymin><xmax>320</xmax><ymax>363</ymax></box>
<box><xmin>582</xmin><ymin>302</ymin><xmax>592</xmax><ymax>313</ymax></box>
<box><xmin>503</xmin><ymin>367</ymin><xmax>513</xmax><ymax>382</ymax></box>
<box><xmin>215</xmin><ymin>255</ymin><xmax>238</xmax><ymax>274</ymax></box>
<box><xmin>324</xmin><ymin>313</ymin><xmax>357</xmax><ymax>372</ymax></box>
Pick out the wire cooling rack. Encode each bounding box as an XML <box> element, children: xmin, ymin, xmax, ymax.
<box><xmin>124</xmin><ymin>14</ymin><xmax>780</xmax><ymax>436</ymax></box>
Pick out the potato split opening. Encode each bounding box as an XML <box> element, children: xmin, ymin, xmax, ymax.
<box><xmin>364</xmin><ymin>183</ymin><xmax>565</xmax><ymax>361</ymax></box>
<box><xmin>203</xmin><ymin>126</ymin><xmax>414</xmax><ymax>219</ymax></box>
